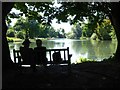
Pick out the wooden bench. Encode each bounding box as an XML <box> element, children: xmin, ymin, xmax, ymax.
<box><xmin>13</xmin><ymin>47</ymin><xmax>72</xmax><ymax>67</ymax></box>
<box><xmin>46</xmin><ymin>47</ymin><xmax>72</xmax><ymax>65</ymax></box>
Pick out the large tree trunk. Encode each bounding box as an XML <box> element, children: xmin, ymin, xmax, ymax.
<box><xmin>2</xmin><ymin>2</ymin><xmax>15</xmax><ymax>72</ymax></box>
<box><xmin>110</xmin><ymin>2</ymin><xmax>120</xmax><ymax>62</ymax></box>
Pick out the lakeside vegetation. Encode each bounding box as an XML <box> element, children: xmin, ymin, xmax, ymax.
<box><xmin>70</xmin><ymin>52</ymin><xmax>115</xmax><ymax>65</ymax></box>
<box><xmin>7</xmin><ymin>17</ymin><xmax>116</xmax><ymax>43</ymax></box>
<box><xmin>7</xmin><ymin>37</ymin><xmax>49</xmax><ymax>43</ymax></box>
<box><xmin>7</xmin><ymin>37</ymin><xmax>22</xmax><ymax>42</ymax></box>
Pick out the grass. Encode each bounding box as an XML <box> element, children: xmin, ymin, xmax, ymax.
<box><xmin>77</xmin><ymin>57</ymin><xmax>97</xmax><ymax>63</ymax></box>
<box><xmin>7</xmin><ymin>37</ymin><xmax>23</xmax><ymax>42</ymax></box>
<box><xmin>7</xmin><ymin>37</ymin><xmax>49</xmax><ymax>43</ymax></box>
<box><xmin>75</xmin><ymin>54</ymin><xmax>116</xmax><ymax>64</ymax></box>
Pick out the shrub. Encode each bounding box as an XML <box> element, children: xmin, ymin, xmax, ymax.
<box><xmin>16</xmin><ymin>31</ymin><xmax>24</xmax><ymax>39</ymax></box>
<box><xmin>6</xmin><ymin>30</ymin><xmax>15</xmax><ymax>37</ymax></box>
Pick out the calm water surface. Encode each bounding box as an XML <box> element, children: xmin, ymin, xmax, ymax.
<box><xmin>8</xmin><ymin>38</ymin><xmax>117</xmax><ymax>64</ymax></box>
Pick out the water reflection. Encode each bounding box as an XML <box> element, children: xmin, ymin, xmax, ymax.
<box><xmin>8</xmin><ymin>38</ymin><xmax>117</xmax><ymax>64</ymax></box>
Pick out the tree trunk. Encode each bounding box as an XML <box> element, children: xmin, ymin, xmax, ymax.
<box><xmin>110</xmin><ymin>2</ymin><xmax>120</xmax><ymax>62</ymax></box>
<box><xmin>2</xmin><ymin>2</ymin><xmax>15</xmax><ymax>71</ymax></box>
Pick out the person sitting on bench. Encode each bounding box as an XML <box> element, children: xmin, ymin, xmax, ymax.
<box><xmin>34</xmin><ymin>39</ymin><xmax>48</xmax><ymax>67</ymax></box>
<box><xmin>20</xmin><ymin>38</ymin><xmax>36</xmax><ymax>71</ymax></box>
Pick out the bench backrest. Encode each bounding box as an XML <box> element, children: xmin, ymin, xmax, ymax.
<box><xmin>13</xmin><ymin>49</ymin><xmax>21</xmax><ymax>64</ymax></box>
<box><xmin>13</xmin><ymin>47</ymin><xmax>71</xmax><ymax>65</ymax></box>
<box><xmin>46</xmin><ymin>47</ymin><xmax>71</xmax><ymax>64</ymax></box>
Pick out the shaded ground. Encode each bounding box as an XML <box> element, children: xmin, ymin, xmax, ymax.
<box><xmin>2</xmin><ymin>62</ymin><xmax>120</xmax><ymax>89</ymax></box>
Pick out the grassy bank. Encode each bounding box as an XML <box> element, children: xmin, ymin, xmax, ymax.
<box><xmin>7</xmin><ymin>37</ymin><xmax>23</xmax><ymax>42</ymax></box>
<box><xmin>7</xmin><ymin>37</ymin><xmax>49</xmax><ymax>42</ymax></box>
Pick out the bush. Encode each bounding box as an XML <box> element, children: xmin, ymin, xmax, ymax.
<box><xmin>16</xmin><ymin>31</ymin><xmax>24</xmax><ymax>39</ymax></box>
<box><xmin>103</xmin><ymin>34</ymin><xmax>112</xmax><ymax>40</ymax></box>
<box><xmin>6</xmin><ymin>30</ymin><xmax>15</xmax><ymax>37</ymax></box>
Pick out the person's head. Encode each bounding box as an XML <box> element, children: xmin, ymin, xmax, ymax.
<box><xmin>36</xmin><ymin>39</ymin><xmax>42</xmax><ymax>47</ymax></box>
<box><xmin>22</xmin><ymin>39</ymin><xmax>31</xmax><ymax>47</ymax></box>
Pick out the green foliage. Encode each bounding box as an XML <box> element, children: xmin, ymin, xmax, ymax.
<box><xmin>109</xmin><ymin>27</ymin><xmax>116</xmax><ymax>40</ymax></box>
<box><xmin>16</xmin><ymin>31</ymin><xmax>24</xmax><ymax>39</ymax></box>
<box><xmin>73</xmin><ymin>23</ymin><xmax>82</xmax><ymax>39</ymax></box>
<box><xmin>95</xmin><ymin>19</ymin><xmax>115</xmax><ymax>40</ymax></box>
<box><xmin>55</xmin><ymin>2</ymin><xmax>112</xmax><ymax>25</ymax></box>
<box><xmin>7</xmin><ymin>38</ymin><xmax>13</xmax><ymax>42</ymax></box>
<box><xmin>90</xmin><ymin>33</ymin><xmax>98</xmax><ymax>40</ymax></box>
<box><xmin>11</xmin><ymin>2</ymin><xmax>55</xmax><ymax>25</ymax></box>
<box><xmin>55</xmin><ymin>2</ymin><xmax>117</xmax><ymax>40</ymax></box>
<box><xmin>47</xmin><ymin>27</ymin><xmax>59</xmax><ymax>38</ymax></box>
<box><xmin>76</xmin><ymin>57</ymin><xmax>97</xmax><ymax>64</ymax></box>
<box><xmin>7</xmin><ymin>37</ymin><xmax>22</xmax><ymax>42</ymax></box>
<box><xmin>37</xmin><ymin>24</ymin><xmax>58</xmax><ymax>38</ymax></box>
<box><xmin>8</xmin><ymin>2</ymin><xmax>117</xmax><ymax>41</ymax></box>
<box><xmin>81</xmin><ymin>19</ymin><xmax>116</xmax><ymax>41</ymax></box>
<box><xmin>13</xmin><ymin>17</ymin><xmax>24</xmax><ymax>31</ymax></box>
<box><xmin>6</xmin><ymin>28</ymin><xmax>15</xmax><ymax>37</ymax></box>
<box><xmin>66</xmin><ymin>32</ymin><xmax>74</xmax><ymax>39</ymax></box>
<box><xmin>66</xmin><ymin>23</ymin><xmax>82</xmax><ymax>39</ymax></box>
<box><xmin>12</xmin><ymin>17</ymin><xmax>63</xmax><ymax>39</ymax></box>
<box><xmin>56</xmin><ymin>28</ymin><xmax>66</xmax><ymax>38</ymax></box>
<box><xmin>7</xmin><ymin>2</ymin><xmax>115</xmax><ymax>40</ymax></box>
<box><xmin>82</xmin><ymin>23</ymin><xmax>93</xmax><ymax>37</ymax></box>
<box><xmin>13</xmin><ymin>17</ymin><xmax>40</xmax><ymax>38</ymax></box>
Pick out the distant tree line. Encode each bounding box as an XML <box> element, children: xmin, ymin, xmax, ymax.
<box><xmin>66</xmin><ymin>19</ymin><xmax>116</xmax><ymax>40</ymax></box>
<box><xmin>7</xmin><ymin>16</ymin><xmax>115</xmax><ymax>40</ymax></box>
<box><xmin>6</xmin><ymin>17</ymin><xmax>66</xmax><ymax>39</ymax></box>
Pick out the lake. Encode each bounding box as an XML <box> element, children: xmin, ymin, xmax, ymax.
<box><xmin>8</xmin><ymin>38</ymin><xmax>117</xmax><ymax>64</ymax></box>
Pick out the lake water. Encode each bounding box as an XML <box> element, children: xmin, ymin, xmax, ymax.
<box><xmin>8</xmin><ymin>38</ymin><xmax>117</xmax><ymax>64</ymax></box>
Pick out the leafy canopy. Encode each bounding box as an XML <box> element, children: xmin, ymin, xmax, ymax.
<box><xmin>8</xmin><ymin>2</ymin><xmax>115</xmax><ymax>33</ymax></box>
